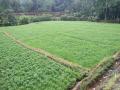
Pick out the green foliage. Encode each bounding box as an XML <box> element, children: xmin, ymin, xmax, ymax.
<box><xmin>0</xmin><ymin>0</ymin><xmax>120</xmax><ymax>22</ymax></box>
<box><xmin>95</xmin><ymin>0</ymin><xmax>120</xmax><ymax>21</ymax></box>
<box><xmin>0</xmin><ymin>32</ymin><xmax>81</xmax><ymax>90</ymax></box>
<box><xmin>19</xmin><ymin>16</ymin><xmax>30</xmax><ymax>25</ymax></box>
<box><xmin>0</xmin><ymin>10</ymin><xmax>18</xmax><ymax>26</ymax></box>
<box><xmin>7</xmin><ymin>14</ymin><xmax>18</xmax><ymax>25</ymax></box>
<box><xmin>3</xmin><ymin>21</ymin><xmax>120</xmax><ymax>68</ymax></box>
<box><xmin>61</xmin><ymin>15</ymin><xmax>78</xmax><ymax>21</ymax></box>
<box><xmin>31</xmin><ymin>15</ymin><xmax>52</xmax><ymax>22</ymax></box>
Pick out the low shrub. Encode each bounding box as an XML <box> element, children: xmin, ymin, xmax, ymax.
<box><xmin>31</xmin><ymin>15</ymin><xmax>52</xmax><ymax>22</ymax></box>
<box><xmin>19</xmin><ymin>17</ymin><xmax>30</xmax><ymax>25</ymax></box>
<box><xmin>60</xmin><ymin>15</ymin><xmax>78</xmax><ymax>21</ymax></box>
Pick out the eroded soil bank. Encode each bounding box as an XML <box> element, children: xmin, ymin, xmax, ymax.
<box><xmin>88</xmin><ymin>59</ymin><xmax>120</xmax><ymax>90</ymax></box>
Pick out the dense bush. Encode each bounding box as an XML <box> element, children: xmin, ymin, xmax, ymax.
<box><xmin>7</xmin><ymin>14</ymin><xmax>18</xmax><ymax>25</ymax></box>
<box><xmin>19</xmin><ymin>16</ymin><xmax>30</xmax><ymax>25</ymax></box>
<box><xmin>0</xmin><ymin>10</ymin><xmax>18</xmax><ymax>26</ymax></box>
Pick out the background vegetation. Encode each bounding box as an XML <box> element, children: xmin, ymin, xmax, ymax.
<box><xmin>0</xmin><ymin>0</ymin><xmax>120</xmax><ymax>26</ymax></box>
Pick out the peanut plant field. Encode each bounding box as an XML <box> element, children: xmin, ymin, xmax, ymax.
<box><xmin>0</xmin><ymin>21</ymin><xmax>120</xmax><ymax>90</ymax></box>
<box><xmin>0</xmin><ymin>32</ymin><xmax>81</xmax><ymax>90</ymax></box>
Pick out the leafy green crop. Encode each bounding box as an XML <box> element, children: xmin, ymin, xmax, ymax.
<box><xmin>3</xmin><ymin>21</ymin><xmax>120</xmax><ymax>68</ymax></box>
<box><xmin>0</xmin><ymin>32</ymin><xmax>80</xmax><ymax>90</ymax></box>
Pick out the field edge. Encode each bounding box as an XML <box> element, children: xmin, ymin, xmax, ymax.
<box><xmin>72</xmin><ymin>51</ymin><xmax>120</xmax><ymax>90</ymax></box>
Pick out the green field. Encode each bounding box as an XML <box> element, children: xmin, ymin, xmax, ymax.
<box><xmin>0</xmin><ymin>32</ymin><xmax>81</xmax><ymax>90</ymax></box>
<box><xmin>0</xmin><ymin>21</ymin><xmax>120</xmax><ymax>90</ymax></box>
<box><xmin>2</xmin><ymin>21</ymin><xmax>120</xmax><ymax>68</ymax></box>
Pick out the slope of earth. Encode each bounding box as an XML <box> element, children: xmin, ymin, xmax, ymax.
<box><xmin>0</xmin><ymin>32</ymin><xmax>81</xmax><ymax>90</ymax></box>
<box><xmin>112</xmin><ymin>76</ymin><xmax>120</xmax><ymax>90</ymax></box>
<box><xmin>88</xmin><ymin>59</ymin><xmax>120</xmax><ymax>90</ymax></box>
<box><xmin>2</xmin><ymin>21</ymin><xmax>120</xmax><ymax>68</ymax></box>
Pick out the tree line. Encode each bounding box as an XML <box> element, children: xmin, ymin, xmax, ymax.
<box><xmin>0</xmin><ymin>0</ymin><xmax>120</xmax><ymax>22</ymax></box>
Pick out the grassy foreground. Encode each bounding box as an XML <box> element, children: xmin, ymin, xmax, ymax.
<box><xmin>0</xmin><ymin>32</ymin><xmax>81</xmax><ymax>90</ymax></box>
<box><xmin>2</xmin><ymin>21</ymin><xmax>120</xmax><ymax>68</ymax></box>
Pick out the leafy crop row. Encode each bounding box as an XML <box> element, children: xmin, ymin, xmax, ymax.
<box><xmin>0</xmin><ymin>32</ymin><xmax>81</xmax><ymax>90</ymax></box>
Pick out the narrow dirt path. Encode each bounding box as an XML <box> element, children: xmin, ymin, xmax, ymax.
<box><xmin>88</xmin><ymin>59</ymin><xmax>120</xmax><ymax>90</ymax></box>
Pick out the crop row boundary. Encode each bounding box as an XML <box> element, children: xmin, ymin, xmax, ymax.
<box><xmin>72</xmin><ymin>51</ymin><xmax>120</xmax><ymax>90</ymax></box>
<box><xmin>3</xmin><ymin>31</ymin><xmax>89</xmax><ymax>74</ymax></box>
